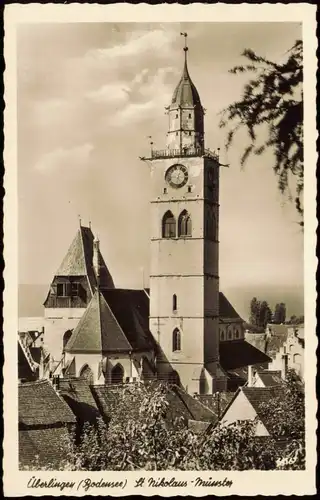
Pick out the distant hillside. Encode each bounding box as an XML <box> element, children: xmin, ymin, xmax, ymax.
<box><xmin>19</xmin><ymin>284</ymin><xmax>48</xmax><ymax>317</ymax></box>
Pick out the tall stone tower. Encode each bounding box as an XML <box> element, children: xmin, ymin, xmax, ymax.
<box><xmin>145</xmin><ymin>35</ymin><xmax>221</xmax><ymax>394</ymax></box>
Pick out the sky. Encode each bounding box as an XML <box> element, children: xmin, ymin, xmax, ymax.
<box><xmin>17</xmin><ymin>22</ymin><xmax>304</xmax><ymax>312</ymax></box>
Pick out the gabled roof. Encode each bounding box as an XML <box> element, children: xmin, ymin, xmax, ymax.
<box><xmin>265</xmin><ymin>334</ymin><xmax>287</xmax><ymax>358</ymax></box>
<box><xmin>172</xmin><ymin>386</ymin><xmax>216</xmax><ymax>423</ymax></box>
<box><xmin>219</xmin><ymin>292</ymin><xmax>243</xmax><ymax>321</ymax></box>
<box><xmin>91</xmin><ymin>383</ymin><xmax>216</xmax><ymax>427</ymax></box>
<box><xmin>65</xmin><ymin>290</ymin><xmax>132</xmax><ymax>353</ymax></box>
<box><xmin>255</xmin><ymin>370</ymin><xmax>282</xmax><ymax>387</ymax></box>
<box><xmin>54</xmin><ymin>225</ymin><xmax>114</xmax><ymax>293</ymax></box>
<box><xmin>219</xmin><ymin>340</ymin><xmax>271</xmax><ymax>371</ymax></box>
<box><xmin>19</xmin><ymin>380</ymin><xmax>76</xmax><ymax>427</ymax></box>
<box><xmin>58</xmin><ymin>378</ymin><xmax>101</xmax><ymax>424</ymax></box>
<box><xmin>242</xmin><ymin>386</ymin><xmax>285</xmax><ymax>434</ymax></box>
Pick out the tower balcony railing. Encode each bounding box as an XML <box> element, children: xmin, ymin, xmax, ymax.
<box><xmin>142</xmin><ymin>147</ymin><xmax>219</xmax><ymax>161</ymax></box>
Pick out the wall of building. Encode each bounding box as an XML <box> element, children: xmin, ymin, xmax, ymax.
<box><xmin>219</xmin><ymin>321</ymin><xmax>244</xmax><ymax>342</ymax></box>
<box><xmin>269</xmin><ymin>338</ymin><xmax>304</xmax><ymax>379</ymax></box>
<box><xmin>64</xmin><ymin>350</ymin><xmax>155</xmax><ymax>385</ymax></box>
<box><xmin>43</xmin><ymin>313</ymin><xmax>85</xmax><ymax>362</ymax></box>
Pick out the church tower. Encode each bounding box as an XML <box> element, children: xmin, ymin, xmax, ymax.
<box><xmin>145</xmin><ymin>34</ymin><xmax>221</xmax><ymax>394</ymax></box>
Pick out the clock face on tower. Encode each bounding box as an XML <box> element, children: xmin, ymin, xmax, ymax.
<box><xmin>165</xmin><ymin>164</ymin><xmax>188</xmax><ymax>189</ymax></box>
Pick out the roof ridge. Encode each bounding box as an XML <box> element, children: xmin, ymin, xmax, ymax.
<box><xmin>19</xmin><ymin>379</ymin><xmax>49</xmax><ymax>387</ymax></box>
<box><xmin>80</xmin><ymin>226</ymin><xmax>95</xmax><ymax>296</ymax></box>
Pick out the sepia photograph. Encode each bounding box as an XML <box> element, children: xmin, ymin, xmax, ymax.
<box><xmin>3</xmin><ymin>3</ymin><xmax>317</xmax><ymax>496</ymax></box>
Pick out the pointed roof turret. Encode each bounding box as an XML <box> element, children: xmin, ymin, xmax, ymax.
<box><xmin>48</xmin><ymin>225</ymin><xmax>114</xmax><ymax>298</ymax></box>
<box><xmin>171</xmin><ymin>32</ymin><xmax>202</xmax><ymax>108</ymax></box>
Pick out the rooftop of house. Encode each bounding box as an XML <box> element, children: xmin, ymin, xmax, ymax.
<box><xmin>266</xmin><ymin>323</ymin><xmax>288</xmax><ymax>335</ymax></box>
<box><xmin>216</xmin><ymin>384</ymin><xmax>285</xmax><ymax>436</ymax></box>
<box><xmin>90</xmin><ymin>382</ymin><xmax>217</xmax><ymax>427</ymax></box>
<box><xmin>57</xmin><ymin>377</ymin><xmax>101</xmax><ymax>424</ymax></box>
<box><xmin>241</xmin><ymin>386</ymin><xmax>285</xmax><ymax>434</ymax></box>
<box><xmin>19</xmin><ymin>379</ymin><xmax>76</xmax><ymax>427</ymax></box>
<box><xmin>219</xmin><ymin>339</ymin><xmax>271</xmax><ymax>371</ymax></box>
<box><xmin>255</xmin><ymin>370</ymin><xmax>283</xmax><ymax>387</ymax></box>
<box><xmin>245</xmin><ymin>332</ymin><xmax>268</xmax><ymax>353</ymax></box>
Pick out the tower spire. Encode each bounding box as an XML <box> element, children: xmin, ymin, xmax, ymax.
<box><xmin>180</xmin><ymin>32</ymin><xmax>188</xmax><ymax>67</ymax></box>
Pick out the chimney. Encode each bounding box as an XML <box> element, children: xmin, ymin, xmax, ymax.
<box><xmin>247</xmin><ymin>365</ymin><xmax>254</xmax><ymax>387</ymax></box>
<box><xmin>281</xmin><ymin>354</ymin><xmax>288</xmax><ymax>380</ymax></box>
<box><xmin>93</xmin><ymin>236</ymin><xmax>100</xmax><ymax>286</ymax></box>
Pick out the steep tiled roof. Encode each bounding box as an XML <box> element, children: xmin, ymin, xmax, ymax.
<box><xmin>219</xmin><ymin>340</ymin><xmax>271</xmax><ymax>371</ymax></box>
<box><xmin>172</xmin><ymin>386</ymin><xmax>216</xmax><ymax>422</ymax></box>
<box><xmin>256</xmin><ymin>370</ymin><xmax>282</xmax><ymax>387</ymax></box>
<box><xmin>242</xmin><ymin>386</ymin><xmax>285</xmax><ymax>434</ymax></box>
<box><xmin>267</xmin><ymin>323</ymin><xmax>288</xmax><ymax>335</ymax></box>
<box><xmin>58</xmin><ymin>378</ymin><xmax>100</xmax><ymax>424</ymax></box>
<box><xmin>265</xmin><ymin>334</ymin><xmax>287</xmax><ymax>358</ymax></box>
<box><xmin>19</xmin><ymin>427</ymin><xmax>72</xmax><ymax>469</ymax></box>
<box><xmin>91</xmin><ymin>383</ymin><xmax>216</xmax><ymax>428</ymax></box>
<box><xmin>196</xmin><ymin>392</ymin><xmax>235</xmax><ymax>421</ymax></box>
<box><xmin>65</xmin><ymin>289</ymin><xmax>156</xmax><ymax>354</ymax></box>
<box><xmin>245</xmin><ymin>332</ymin><xmax>268</xmax><ymax>353</ymax></box>
<box><xmin>219</xmin><ymin>292</ymin><xmax>243</xmax><ymax>320</ymax></box>
<box><xmin>18</xmin><ymin>343</ymin><xmax>37</xmax><ymax>381</ymax></box>
<box><xmin>102</xmin><ymin>289</ymin><xmax>156</xmax><ymax>351</ymax></box>
<box><xmin>54</xmin><ymin>226</ymin><xmax>114</xmax><ymax>293</ymax></box>
<box><xmin>65</xmin><ymin>291</ymin><xmax>132</xmax><ymax>353</ymax></box>
<box><xmin>19</xmin><ymin>380</ymin><xmax>76</xmax><ymax>427</ymax></box>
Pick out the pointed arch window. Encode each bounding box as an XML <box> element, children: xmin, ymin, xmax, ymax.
<box><xmin>162</xmin><ymin>211</ymin><xmax>176</xmax><ymax>238</ymax></box>
<box><xmin>79</xmin><ymin>364</ymin><xmax>94</xmax><ymax>385</ymax></box>
<box><xmin>111</xmin><ymin>363</ymin><xmax>124</xmax><ymax>384</ymax></box>
<box><xmin>172</xmin><ymin>328</ymin><xmax>181</xmax><ymax>352</ymax></box>
<box><xmin>178</xmin><ymin>210</ymin><xmax>192</xmax><ymax>237</ymax></box>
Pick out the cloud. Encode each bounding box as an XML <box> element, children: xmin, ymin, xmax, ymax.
<box><xmin>86</xmin><ymin>83</ymin><xmax>130</xmax><ymax>104</ymax></box>
<box><xmin>85</xmin><ymin>29</ymin><xmax>177</xmax><ymax>66</ymax></box>
<box><xmin>34</xmin><ymin>143</ymin><xmax>94</xmax><ymax>173</ymax></box>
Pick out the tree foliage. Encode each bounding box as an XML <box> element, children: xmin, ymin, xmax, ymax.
<box><xmin>249</xmin><ymin>297</ymin><xmax>272</xmax><ymax>328</ymax></box>
<box><xmin>220</xmin><ymin>40</ymin><xmax>303</xmax><ymax>222</ymax></box>
<box><xmin>20</xmin><ymin>378</ymin><xmax>305</xmax><ymax>471</ymax></box>
<box><xmin>274</xmin><ymin>302</ymin><xmax>287</xmax><ymax>324</ymax></box>
<box><xmin>259</xmin><ymin>370</ymin><xmax>305</xmax><ymax>469</ymax></box>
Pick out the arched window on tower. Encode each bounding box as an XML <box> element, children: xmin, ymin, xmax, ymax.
<box><xmin>172</xmin><ymin>328</ymin><xmax>181</xmax><ymax>352</ymax></box>
<box><xmin>173</xmin><ymin>294</ymin><xmax>177</xmax><ymax>312</ymax></box>
<box><xmin>178</xmin><ymin>210</ymin><xmax>192</xmax><ymax>237</ymax></box>
<box><xmin>162</xmin><ymin>211</ymin><xmax>176</xmax><ymax>238</ymax></box>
